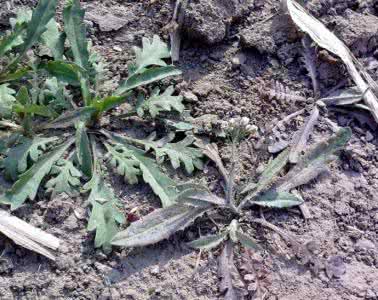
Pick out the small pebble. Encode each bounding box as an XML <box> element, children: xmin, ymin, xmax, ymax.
<box><xmin>113</xmin><ymin>46</ymin><xmax>122</xmax><ymax>52</ymax></box>
<box><xmin>366</xmin><ymin>131</ymin><xmax>374</xmax><ymax>142</ymax></box>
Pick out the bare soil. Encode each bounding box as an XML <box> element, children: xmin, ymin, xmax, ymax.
<box><xmin>0</xmin><ymin>0</ymin><xmax>377</xmax><ymax>299</ymax></box>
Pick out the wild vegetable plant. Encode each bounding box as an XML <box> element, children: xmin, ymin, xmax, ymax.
<box><xmin>110</xmin><ymin>116</ymin><xmax>351</xmax><ymax>297</ymax></box>
<box><xmin>0</xmin><ymin>0</ymin><xmax>202</xmax><ymax>251</ymax></box>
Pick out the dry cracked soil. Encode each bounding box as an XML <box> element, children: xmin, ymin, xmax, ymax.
<box><xmin>0</xmin><ymin>0</ymin><xmax>378</xmax><ymax>299</ymax></box>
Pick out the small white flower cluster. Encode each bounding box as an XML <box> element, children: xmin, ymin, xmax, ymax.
<box><xmin>221</xmin><ymin>116</ymin><xmax>258</xmax><ymax>141</ymax></box>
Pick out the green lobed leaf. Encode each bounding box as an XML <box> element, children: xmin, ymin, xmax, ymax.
<box><xmin>132</xmin><ymin>35</ymin><xmax>171</xmax><ymax>74</ymax></box>
<box><xmin>63</xmin><ymin>0</ymin><xmax>91</xmax><ymax>104</ymax></box>
<box><xmin>187</xmin><ymin>232</ymin><xmax>228</xmax><ymax>251</ymax></box>
<box><xmin>104</xmin><ymin>143</ymin><xmax>141</xmax><ymax>185</ymax></box>
<box><xmin>105</xmin><ymin>141</ymin><xmax>178</xmax><ymax>207</ymax></box>
<box><xmin>137</xmin><ymin>86</ymin><xmax>184</xmax><ymax>118</ymax></box>
<box><xmin>84</xmin><ymin>172</ymin><xmax>125</xmax><ymax>251</ymax></box>
<box><xmin>41</xmin><ymin>19</ymin><xmax>65</xmax><ymax>60</ymax></box>
<box><xmin>111</xmin><ymin>204</ymin><xmax>209</xmax><ymax>247</ymax></box>
<box><xmin>128</xmin><ymin>132</ymin><xmax>203</xmax><ymax>174</ymax></box>
<box><xmin>0</xmin><ymin>84</ymin><xmax>16</xmax><ymax>118</ymax></box>
<box><xmin>251</xmin><ymin>190</ymin><xmax>304</xmax><ymax>208</ymax></box>
<box><xmin>8</xmin><ymin>0</ymin><xmax>58</xmax><ymax>68</ymax></box>
<box><xmin>116</xmin><ymin>66</ymin><xmax>182</xmax><ymax>96</ymax></box>
<box><xmin>42</xmin><ymin>77</ymin><xmax>72</xmax><ymax>112</ymax></box>
<box><xmin>75</xmin><ymin>122</ymin><xmax>92</xmax><ymax>177</ymax></box>
<box><xmin>3</xmin><ymin>136</ymin><xmax>58</xmax><ymax>181</ymax></box>
<box><xmin>5</xmin><ymin>139</ymin><xmax>73</xmax><ymax>210</ymax></box>
<box><xmin>45</xmin><ymin>159</ymin><xmax>81</xmax><ymax>196</ymax></box>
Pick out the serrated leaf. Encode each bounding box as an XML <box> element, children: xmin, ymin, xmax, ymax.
<box><xmin>104</xmin><ymin>143</ymin><xmax>141</xmax><ymax>185</ymax></box>
<box><xmin>104</xmin><ymin>132</ymin><xmax>179</xmax><ymax>207</ymax></box>
<box><xmin>45</xmin><ymin>159</ymin><xmax>81</xmax><ymax>196</ymax></box>
<box><xmin>42</xmin><ymin>107</ymin><xmax>96</xmax><ymax>129</ymax></box>
<box><xmin>43</xmin><ymin>77</ymin><xmax>72</xmax><ymax>112</ymax></box>
<box><xmin>137</xmin><ymin>86</ymin><xmax>184</xmax><ymax>118</ymax></box>
<box><xmin>84</xmin><ymin>172</ymin><xmax>125</xmax><ymax>251</ymax></box>
<box><xmin>8</xmin><ymin>0</ymin><xmax>57</xmax><ymax>68</ymax></box>
<box><xmin>129</xmin><ymin>132</ymin><xmax>203</xmax><ymax>174</ymax></box>
<box><xmin>116</xmin><ymin>66</ymin><xmax>182</xmax><ymax>96</ymax></box>
<box><xmin>278</xmin><ymin>127</ymin><xmax>352</xmax><ymax>192</ymax></box>
<box><xmin>0</xmin><ymin>84</ymin><xmax>16</xmax><ymax>118</ymax></box>
<box><xmin>187</xmin><ymin>232</ymin><xmax>227</xmax><ymax>250</ymax></box>
<box><xmin>63</xmin><ymin>0</ymin><xmax>91</xmax><ymax>104</ymax></box>
<box><xmin>41</xmin><ymin>19</ymin><xmax>65</xmax><ymax>60</ymax></box>
<box><xmin>251</xmin><ymin>190</ymin><xmax>304</xmax><ymax>208</ymax></box>
<box><xmin>111</xmin><ymin>204</ymin><xmax>209</xmax><ymax>247</ymax></box>
<box><xmin>75</xmin><ymin>122</ymin><xmax>92</xmax><ymax>177</ymax></box>
<box><xmin>5</xmin><ymin>139</ymin><xmax>73</xmax><ymax>210</ymax></box>
<box><xmin>3</xmin><ymin>136</ymin><xmax>58</xmax><ymax>181</ymax></box>
<box><xmin>133</xmin><ymin>35</ymin><xmax>171</xmax><ymax>74</ymax></box>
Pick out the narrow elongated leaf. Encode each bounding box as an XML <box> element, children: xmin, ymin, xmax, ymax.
<box><xmin>278</xmin><ymin>127</ymin><xmax>352</xmax><ymax>192</ymax></box>
<box><xmin>0</xmin><ymin>23</ymin><xmax>27</xmax><ymax>58</ymax></box>
<box><xmin>187</xmin><ymin>232</ymin><xmax>227</xmax><ymax>250</ymax></box>
<box><xmin>63</xmin><ymin>0</ymin><xmax>91</xmax><ymax>103</ymax></box>
<box><xmin>285</xmin><ymin>0</ymin><xmax>378</xmax><ymax>123</ymax></box>
<box><xmin>116</xmin><ymin>66</ymin><xmax>182</xmax><ymax>95</ymax></box>
<box><xmin>3</xmin><ymin>136</ymin><xmax>58</xmax><ymax>181</ymax></box>
<box><xmin>42</xmin><ymin>61</ymin><xmax>82</xmax><ymax>86</ymax></box>
<box><xmin>251</xmin><ymin>190</ymin><xmax>304</xmax><ymax>208</ymax></box>
<box><xmin>42</xmin><ymin>107</ymin><xmax>96</xmax><ymax>129</ymax></box>
<box><xmin>5</xmin><ymin>140</ymin><xmax>73</xmax><ymax>210</ymax></box>
<box><xmin>218</xmin><ymin>241</ymin><xmax>238</xmax><ymax>300</ymax></box>
<box><xmin>91</xmin><ymin>93</ymin><xmax>131</xmax><ymax>113</ymax></box>
<box><xmin>75</xmin><ymin>122</ymin><xmax>92</xmax><ymax>177</ymax></box>
<box><xmin>137</xmin><ymin>86</ymin><xmax>184</xmax><ymax>118</ymax></box>
<box><xmin>84</xmin><ymin>172</ymin><xmax>125</xmax><ymax>251</ymax></box>
<box><xmin>111</xmin><ymin>204</ymin><xmax>209</xmax><ymax>247</ymax></box>
<box><xmin>8</xmin><ymin>0</ymin><xmax>57</xmax><ymax>68</ymax></box>
<box><xmin>236</xmin><ymin>230</ymin><xmax>261</xmax><ymax>251</ymax></box>
<box><xmin>45</xmin><ymin>159</ymin><xmax>81</xmax><ymax>196</ymax></box>
<box><xmin>289</xmin><ymin>106</ymin><xmax>319</xmax><ymax>164</ymax></box>
<box><xmin>41</xmin><ymin>19</ymin><xmax>65</xmax><ymax>60</ymax></box>
<box><xmin>0</xmin><ymin>68</ymin><xmax>29</xmax><ymax>84</ymax></box>
<box><xmin>242</xmin><ymin>148</ymin><xmax>290</xmax><ymax>194</ymax></box>
<box><xmin>13</xmin><ymin>103</ymin><xmax>57</xmax><ymax>118</ymax></box>
<box><xmin>175</xmin><ymin>184</ymin><xmax>227</xmax><ymax>207</ymax></box>
<box><xmin>0</xmin><ymin>84</ymin><xmax>16</xmax><ymax>118</ymax></box>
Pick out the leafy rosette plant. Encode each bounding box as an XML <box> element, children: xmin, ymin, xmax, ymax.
<box><xmin>0</xmin><ymin>0</ymin><xmax>203</xmax><ymax>251</ymax></box>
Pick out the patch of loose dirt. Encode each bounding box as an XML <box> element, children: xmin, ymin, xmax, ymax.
<box><xmin>1</xmin><ymin>0</ymin><xmax>378</xmax><ymax>299</ymax></box>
